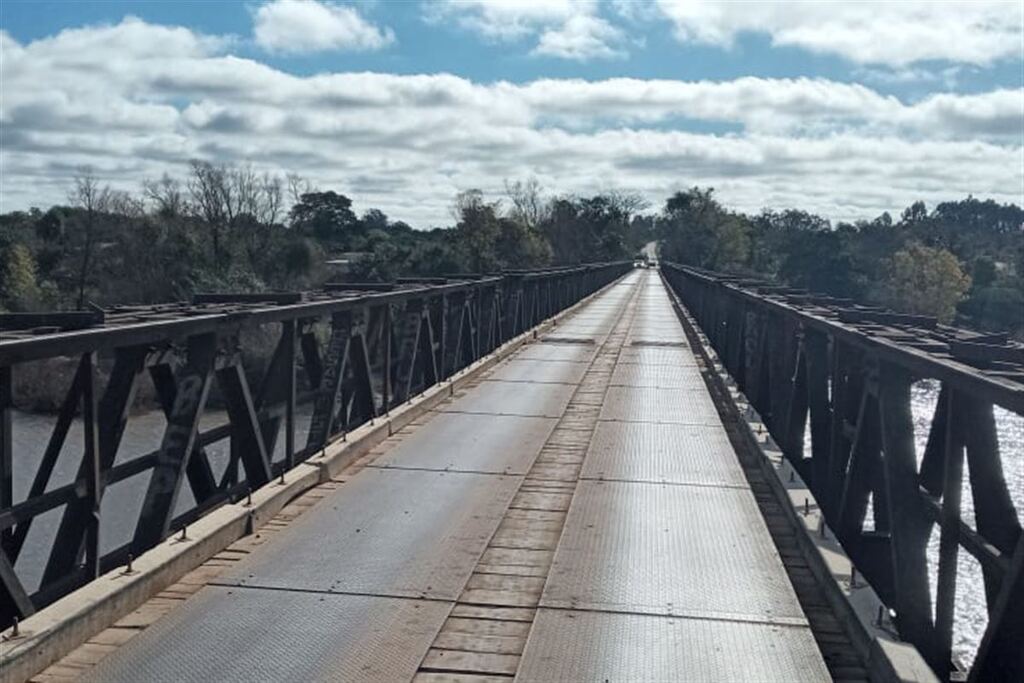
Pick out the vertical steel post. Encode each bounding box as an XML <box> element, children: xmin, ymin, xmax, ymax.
<box><xmin>82</xmin><ymin>352</ymin><xmax>101</xmax><ymax>579</ymax></box>
<box><xmin>0</xmin><ymin>366</ymin><xmax>12</xmax><ymax>556</ymax></box>
<box><xmin>283</xmin><ymin>320</ymin><xmax>296</xmax><ymax>469</ymax></box>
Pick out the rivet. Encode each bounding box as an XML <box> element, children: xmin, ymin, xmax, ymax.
<box><xmin>850</xmin><ymin>566</ymin><xmax>857</xmax><ymax>588</ymax></box>
<box><xmin>180</xmin><ymin>525</ymin><xmax>188</xmax><ymax>541</ymax></box>
<box><xmin>279</xmin><ymin>470</ymin><xmax>286</xmax><ymax>485</ymax></box>
<box><xmin>11</xmin><ymin>617</ymin><xmax>18</xmax><ymax>638</ymax></box>
<box><xmin>803</xmin><ymin>498</ymin><xmax>809</xmax><ymax>516</ymax></box>
<box><xmin>125</xmin><ymin>553</ymin><xmax>134</xmax><ymax>574</ymax></box>
<box><xmin>244</xmin><ymin>489</ymin><xmax>252</xmax><ymax>507</ymax></box>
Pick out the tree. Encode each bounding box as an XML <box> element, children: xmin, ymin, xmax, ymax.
<box><xmin>659</xmin><ymin>187</ymin><xmax>749</xmax><ymax>270</ymax></box>
<box><xmin>505</xmin><ymin>178</ymin><xmax>548</xmax><ymax>230</ymax></box>
<box><xmin>69</xmin><ymin>172</ymin><xmax>111</xmax><ymax>309</ymax></box>
<box><xmin>288</xmin><ymin>191</ymin><xmax>358</xmax><ymax>244</ymax></box>
<box><xmin>143</xmin><ymin>174</ymin><xmax>186</xmax><ymax>218</ymax></box>
<box><xmin>877</xmin><ymin>243</ymin><xmax>971</xmax><ymax>323</ymax></box>
<box><xmin>540</xmin><ymin>195</ymin><xmax>633</xmax><ymax>265</ymax></box>
<box><xmin>452</xmin><ymin>189</ymin><xmax>501</xmax><ymax>272</ymax></box>
<box><xmin>0</xmin><ymin>243</ymin><xmax>42</xmax><ymax>311</ymax></box>
<box><xmin>187</xmin><ymin>160</ymin><xmax>232</xmax><ymax>266</ymax></box>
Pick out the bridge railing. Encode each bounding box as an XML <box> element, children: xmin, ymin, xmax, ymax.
<box><xmin>661</xmin><ymin>262</ymin><xmax>1023</xmax><ymax>683</ymax></box>
<box><xmin>0</xmin><ymin>261</ymin><xmax>631</xmax><ymax>627</ymax></box>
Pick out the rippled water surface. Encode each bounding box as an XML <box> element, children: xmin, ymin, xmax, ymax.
<box><xmin>909</xmin><ymin>381</ymin><xmax>1024</xmax><ymax>668</ymax></box>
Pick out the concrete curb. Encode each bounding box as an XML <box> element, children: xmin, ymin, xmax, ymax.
<box><xmin>660</xmin><ymin>272</ymin><xmax>937</xmax><ymax>683</ymax></box>
<box><xmin>0</xmin><ymin>278</ymin><xmax>621</xmax><ymax>683</ymax></box>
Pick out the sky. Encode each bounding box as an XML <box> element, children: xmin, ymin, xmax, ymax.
<box><xmin>1</xmin><ymin>0</ymin><xmax>1022</xmax><ymax>227</ymax></box>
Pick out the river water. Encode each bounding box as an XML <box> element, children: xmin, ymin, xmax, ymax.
<box><xmin>7</xmin><ymin>383</ymin><xmax>1022</xmax><ymax>667</ymax></box>
<box><xmin>909</xmin><ymin>381</ymin><xmax>1024</xmax><ymax>669</ymax></box>
<box><xmin>8</xmin><ymin>407</ymin><xmax>313</xmax><ymax>595</ymax></box>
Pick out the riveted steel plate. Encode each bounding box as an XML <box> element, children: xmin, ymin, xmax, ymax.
<box><xmin>370</xmin><ymin>412</ymin><xmax>555</xmax><ymax>474</ymax></box>
<box><xmin>487</xmin><ymin>359</ymin><xmax>588</xmax><ymax>385</ymax></box>
<box><xmin>599</xmin><ymin>386</ymin><xmax>720</xmax><ymax>425</ymax></box>
<box><xmin>516</xmin><ymin>609</ymin><xmax>829</xmax><ymax>683</ymax></box>
<box><xmin>617</xmin><ymin>346</ymin><xmax>696</xmax><ymax>366</ymax></box>
<box><xmin>581</xmin><ymin>422</ymin><xmax>747</xmax><ymax>487</ymax></box>
<box><xmin>609</xmin><ymin>362</ymin><xmax>704</xmax><ymax>389</ymax></box>
<box><xmin>442</xmin><ymin>380</ymin><xmax>575</xmax><ymax>418</ymax></box>
<box><xmin>218</xmin><ymin>468</ymin><xmax>521</xmax><ymax>599</ymax></box>
<box><xmin>541</xmin><ymin>480</ymin><xmax>807</xmax><ymax>624</ymax></box>
<box><xmin>83</xmin><ymin>586</ymin><xmax>450</xmax><ymax>683</ymax></box>
<box><xmin>514</xmin><ymin>344</ymin><xmax>595</xmax><ymax>363</ymax></box>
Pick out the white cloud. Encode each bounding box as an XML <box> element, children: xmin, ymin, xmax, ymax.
<box><xmin>253</xmin><ymin>0</ymin><xmax>394</xmax><ymax>54</ymax></box>
<box><xmin>655</xmin><ymin>0</ymin><xmax>1023</xmax><ymax>66</ymax></box>
<box><xmin>1</xmin><ymin>19</ymin><xmax>1021</xmax><ymax>226</ymax></box>
<box><xmin>533</xmin><ymin>14</ymin><xmax>627</xmax><ymax>61</ymax></box>
<box><xmin>426</xmin><ymin>0</ymin><xmax>579</xmax><ymax>41</ymax></box>
<box><xmin>428</xmin><ymin>0</ymin><xmax>626</xmax><ymax>61</ymax></box>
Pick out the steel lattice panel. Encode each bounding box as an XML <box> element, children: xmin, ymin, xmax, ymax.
<box><xmin>609</xmin><ymin>362</ymin><xmax>704</xmax><ymax>389</ymax></box>
<box><xmin>599</xmin><ymin>386</ymin><xmax>721</xmax><ymax>425</ymax></box>
<box><xmin>82</xmin><ymin>586</ymin><xmax>450</xmax><ymax>683</ymax></box>
<box><xmin>513</xmin><ymin>344</ymin><xmax>595</xmax><ymax>363</ymax></box>
<box><xmin>370</xmin><ymin>411</ymin><xmax>555</xmax><ymax>474</ymax></box>
<box><xmin>516</xmin><ymin>609</ymin><xmax>829</xmax><ymax>683</ymax></box>
<box><xmin>581</xmin><ymin>422</ymin><xmax>747</xmax><ymax>488</ymax></box>
<box><xmin>218</xmin><ymin>468</ymin><xmax>521</xmax><ymax>599</ymax></box>
<box><xmin>540</xmin><ymin>480</ymin><xmax>808</xmax><ymax>625</ymax></box>
<box><xmin>441</xmin><ymin>379</ymin><xmax>576</xmax><ymax>418</ymax></box>
<box><xmin>486</xmin><ymin>359</ymin><xmax>589</xmax><ymax>385</ymax></box>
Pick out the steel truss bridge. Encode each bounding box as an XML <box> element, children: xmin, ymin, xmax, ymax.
<box><xmin>0</xmin><ymin>262</ymin><xmax>1020</xmax><ymax>682</ymax></box>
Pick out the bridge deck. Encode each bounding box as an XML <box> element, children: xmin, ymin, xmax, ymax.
<box><xmin>68</xmin><ymin>271</ymin><xmax>832</xmax><ymax>682</ymax></box>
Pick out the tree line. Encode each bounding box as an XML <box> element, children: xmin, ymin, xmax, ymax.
<box><xmin>658</xmin><ymin>187</ymin><xmax>1023</xmax><ymax>333</ymax></box>
<box><xmin>0</xmin><ymin>163</ymin><xmax>653</xmax><ymax>315</ymax></box>
<box><xmin>1</xmin><ymin>163</ymin><xmax>1021</xmax><ymax>337</ymax></box>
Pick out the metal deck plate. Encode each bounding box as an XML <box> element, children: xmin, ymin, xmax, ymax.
<box><xmin>516</xmin><ymin>609</ymin><xmax>829</xmax><ymax>683</ymax></box>
<box><xmin>218</xmin><ymin>468</ymin><xmax>521</xmax><ymax>599</ymax></box>
<box><xmin>599</xmin><ymin>386</ymin><xmax>720</xmax><ymax>425</ymax></box>
<box><xmin>539</xmin><ymin>333</ymin><xmax>599</xmax><ymax>344</ymax></box>
<box><xmin>370</xmin><ymin>411</ymin><xmax>555</xmax><ymax>474</ymax></box>
<box><xmin>609</xmin><ymin>362</ymin><xmax>704</xmax><ymax>389</ymax></box>
<box><xmin>513</xmin><ymin>343</ymin><xmax>595</xmax><ymax>363</ymax></box>
<box><xmin>628</xmin><ymin>334</ymin><xmax>688</xmax><ymax>346</ymax></box>
<box><xmin>541</xmin><ymin>480</ymin><xmax>807</xmax><ymax>624</ymax></box>
<box><xmin>441</xmin><ymin>380</ymin><xmax>575</xmax><ymax>418</ymax></box>
<box><xmin>630</xmin><ymin>318</ymin><xmax>685</xmax><ymax>336</ymax></box>
<box><xmin>617</xmin><ymin>346</ymin><xmax>696</xmax><ymax>366</ymax></box>
<box><xmin>83</xmin><ymin>586</ymin><xmax>450</xmax><ymax>683</ymax></box>
<box><xmin>581</xmin><ymin>422</ymin><xmax>747</xmax><ymax>488</ymax></box>
<box><xmin>487</xmin><ymin>359</ymin><xmax>588</xmax><ymax>385</ymax></box>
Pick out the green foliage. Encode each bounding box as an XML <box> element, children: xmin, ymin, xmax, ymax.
<box><xmin>1</xmin><ymin>243</ymin><xmax>43</xmax><ymax>311</ymax></box>
<box><xmin>876</xmin><ymin>243</ymin><xmax>971</xmax><ymax>323</ymax></box>
<box><xmin>289</xmin><ymin>191</ymin><xmax>358</xmax><ymax>243</ymax></box>
<box><xmin>5</xmin><ymin>165</ymin><xmax>1020</xmax><ymax>339</ymax></box>
<box><xmin>658</xmin><ymin>188</ymin><xmax>750</xmax><ymax>270</ymax></box>
<box><xmin>541</xmin><ymin>195</ymin><xmax>635</xmax><ymax>265</ymax></box>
